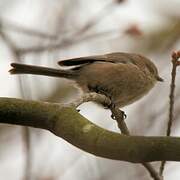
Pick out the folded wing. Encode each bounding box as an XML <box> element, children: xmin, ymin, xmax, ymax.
<box><xmin>58</xmin><ymin>52</ymin><xmax>136</xmax><ymax>68</ymax></box>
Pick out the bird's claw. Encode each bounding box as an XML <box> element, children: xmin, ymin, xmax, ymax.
<box><xmin>122</xmin><ymin>111</ymin><xmax>127</xmax><ymax>119</ymax></box>
<box><xmin>111</xmin><ymin>114</ymin><xmax>116</xmax><ymax>120</ymax></box>
<box><xmin>111</xmin><ymin>110</ymin><xmax>127</xmax><ymax>120</ymax></box>
<box><xmin>104</xmin><ymin>101</ymin><xmax>115</xmax><ymax>109</ymax></box>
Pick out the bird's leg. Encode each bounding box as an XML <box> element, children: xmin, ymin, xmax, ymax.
<box><xmin>90</xmin><ymin>85</ymin><xmax>127</xmax><ymax>119</ymax></box>
<box><xmin>119</xmin><ymin>110</ymin><xmax>127</xmax><ymax>119</ymax></box>
<box><xmin>88</xmin><ymin>85</ymin><xmax>111</xmax><ymax>108</ymax></box>
<box><xmin>110</xmin><ymin>104</ymin><xmax>127</xmax><ymax>120</ymax></box>
<box><xmin>111</xmin><ymin>109</ymin><xmax>127</xmax><ymax>120</ymax></box>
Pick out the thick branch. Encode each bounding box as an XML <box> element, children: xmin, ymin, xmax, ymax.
<box><xmin>1</xmin><ymin>97</ymin><xmax>180</xmax><ymax>163</ymax></box>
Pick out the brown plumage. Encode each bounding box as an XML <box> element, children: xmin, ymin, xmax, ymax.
<box><xmin>9</xmin><ymin>52</ymin><xmax>163</xmax><ymax>107</ymax></box>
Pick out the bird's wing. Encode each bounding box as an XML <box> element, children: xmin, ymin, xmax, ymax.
<box><xmin>58</xmin><ymin>55</ymin><xmax>110</xmax><ymax>67</ymax></box>
<box><xmin>58</xmin><ymin>52</ymin><xmax>136</xmax><ymax>67</ymax></box>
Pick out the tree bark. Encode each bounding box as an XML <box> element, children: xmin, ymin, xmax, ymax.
<box><xmin>0</xmin><ymin>97</ymin><xmax>180</xmax><ymax>163</ymax></box>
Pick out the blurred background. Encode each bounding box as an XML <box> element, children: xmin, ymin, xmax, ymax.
<box><xmin>0</xmin><ymin>0</ymin><xmax>180</xmax><ymax>179</ymax></box>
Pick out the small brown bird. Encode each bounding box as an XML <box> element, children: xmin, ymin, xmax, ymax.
<box><xmin>9</xmin><ymin>52</ymin><xmax>163</xmax><ymax>108</ymax></box>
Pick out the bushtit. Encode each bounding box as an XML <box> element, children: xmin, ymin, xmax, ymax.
<box><xmin>9</xmin><ymin>52</ymin><xmax>163</xmax><ymax>108</ymax></box>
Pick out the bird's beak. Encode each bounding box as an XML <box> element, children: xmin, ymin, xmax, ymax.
<box><xmin>156</xmin><ymin>76</ymin><xmax>164</xmax><ymax>82</ymax></box>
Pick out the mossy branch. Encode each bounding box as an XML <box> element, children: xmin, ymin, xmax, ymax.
<box><xmin>1</xmin><ymin>97</ymin><xmax>180</xmax><ymax>163</ymax></box>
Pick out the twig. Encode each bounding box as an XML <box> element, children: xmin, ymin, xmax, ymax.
<box><xmin>110</xmin><ymin>106</ymin><xmax>130</xmax><ymax>135</ymax></box>
<box><xmin>73</xmin><ymin>1</ymin><xmax>116</xmax><ymax>36</ymax></box>
<box><xmin>159</xmin><ymin>50</ymin><xmax>180</xmax><ymax>175</ymax></box>
<box><xmin>68</xmin><ymin>92</ymin><xmax>111</xmax><ymax>108</ymax></box>
<box><xmin>22</xmin><ymin>127</ymin><xmax>31</xmax><ymax>180</ymax></box>
<box><xmin>0</xmin><ymin>27</ymin><xmax>18</xmax><ymax>50</ymax></box>
<box><xmin>110</xmin><ymin>106</ymin><xmax>162</xmax><ymax>180</ymax></box>
<box><xmin>0</xmin><ymin>19</ymin><xmax>57</xmax><ymax>39</ymax></box>
<box><xmin>17</xmin><ymin>28</ymin><xmax>121</xmax><ymax>55</ymax></box>
<box><xmin>0</xmin><ymin>29</ymin><xmax>32</xmax><ymax>180</ymax></box>
<box><xmin>12</xmin><ymin>1</ymin><xmax>121</xmax><ymax>55</ymax></box>
<box><xmin>69</xmin><ymin>93</ymin><xmax>162</xmax><ymax>180</ymax></box>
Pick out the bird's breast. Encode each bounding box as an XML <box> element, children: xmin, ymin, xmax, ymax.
<box><xmin>76</xmin><ymin>62</ymin><xmax>156</xmax><ymax>107</ymax></box>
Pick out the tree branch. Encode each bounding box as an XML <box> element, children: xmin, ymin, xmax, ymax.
<box><xmin>1</xmin><ymin>97</ymin><xmax>180</xmax><ymax>163</ymax></box>
<box><xmin>110</xmin><ymin>104</ymin><xmax>161</xmax><ymax>180</ymax></box>
<box><xmin>160</xmin><ymin>50</ymin><xmax>180</xmax><ymax>175</ymax></box>
<box><xmin>71</xmin><ymin>93</ymin><xmax>162</xmax><ymax>179</ymax></box>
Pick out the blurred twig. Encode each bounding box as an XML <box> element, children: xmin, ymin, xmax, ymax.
<box><xmin>10</xmin><ymin>1</ymin><xmax>123</xmax><ymax>55</ymax></box>
<box><xmin>143</xmin><ymin>20</ymin><xmax>180</xmax><ymax>52</ymax></box>
<box><xmin>159</xmin><ymin>50</ymin><xmax>180</xmax><ymax>176</ymax></box>
<box><xmin>29</xmin><ymin>30</ymin><xmax>113</xmax><ymax>53</ymax></box>
<box><xmin>0</xmin><ymin>26</ymin><xmax>18</xmax><ymax>51</ymax></box>
<box><xmin>0</xmin><ymin>19</ymin><xmax>57</xmax><ymax>39</ymax></box>
<box><xmin>17</xmin><ymin>28</ymin><xmax>121</xmax><ymax>54</ymax></box>
<box><xmin>72</xmin><ymin>0</ymin><xmax>117</xmax><ymax>36</ymax></box>
<box><xmin>22</xmin><ymin>127</ymin><xmax>31</xmax><ymax>180</ymax></box>
<box><xmin>0</xmin><ymin>27</ymin><xmax>32</xmax><ymax>180</ymax></box>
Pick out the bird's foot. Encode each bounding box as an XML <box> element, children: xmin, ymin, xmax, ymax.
<box><xmin>121</xmin><ymin>110</ymin><xmax>127</xmax><ymax>119</ymax></box>
<box><xmin>111</xmin><ymin>110</ymin><xmax>127</xmax><ymax>120</ymax></box>
<box><xmin>109</xmin><ymin>101</ymin><xmax>127</xmax><ymax>120</ymax></box>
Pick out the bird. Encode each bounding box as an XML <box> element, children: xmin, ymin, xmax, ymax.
<box><xmin>9</xmin><ymin>52</ymin><xmax>163</xmax><ymax>108</ymax></box>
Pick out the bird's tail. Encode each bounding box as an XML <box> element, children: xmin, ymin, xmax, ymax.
<box><xmin>9</xmin><ymin>63</ymin><xmax>76</xmax><ymax>79</ymax></box>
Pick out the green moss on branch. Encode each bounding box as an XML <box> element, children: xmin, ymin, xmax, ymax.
<box><xmin>0</xmin><ymin>97</ymin><xmax>180</xmax><ymax>163</ymax></box>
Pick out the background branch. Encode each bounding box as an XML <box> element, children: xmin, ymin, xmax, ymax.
<box><xmin>160</xmin><ymin>50</ymin><xmax>180</xmax><ymax>175</ymax></box>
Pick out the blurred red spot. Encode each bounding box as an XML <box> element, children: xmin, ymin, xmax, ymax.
<box><xmin>116</xmin><ymin>0</ymin><xmax>126</xmax><ymax>3</ymax></box>
<box><xmin>124</xmin><ymin>24</ymin><xmax>142</xmax><ymax>37</ymax></box>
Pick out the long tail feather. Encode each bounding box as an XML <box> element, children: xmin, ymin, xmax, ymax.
<box><xmin>9</xmin><ymin>63</ymin><xmax>75</xmax><ymax>79</ymax></box>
